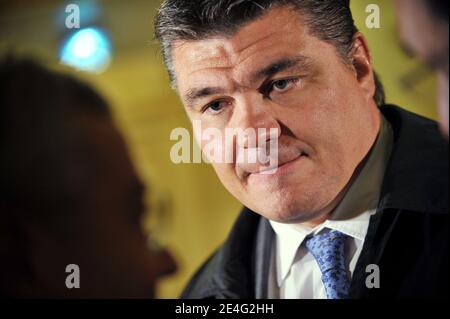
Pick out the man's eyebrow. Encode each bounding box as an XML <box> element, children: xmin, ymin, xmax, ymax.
<box><xmin>252</xmin><ymin>55</ymin><xmax>312</xmax><ymax>82</ymax></box>
<box><xmin>184</xmin><ymin>87</ymin><xmax>226</xmax><ymax>108</ymax></box>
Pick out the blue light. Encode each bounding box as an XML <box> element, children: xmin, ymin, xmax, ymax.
<box><xmin>60</xmin><ymin>27</ymin><xmax>111</xmax><ymax>73</ymax></box>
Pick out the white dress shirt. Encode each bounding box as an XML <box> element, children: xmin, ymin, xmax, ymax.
<box><xmin>268</xmin><ymin>114</ymin><xmax>394</xmax><ymax>299</ymax></box>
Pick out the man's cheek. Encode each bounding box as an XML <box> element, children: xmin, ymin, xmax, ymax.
<box><xmin>211</xmin><ymin>162</ymin><xmax>243</xmax><ymax>198</ymax></box>
<box><xmin>195</xmin><ymin>131</ymin><xmax>227</xmax><ymax>164</ymax></box>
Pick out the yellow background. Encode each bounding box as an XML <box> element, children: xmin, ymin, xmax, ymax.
<box><xmin>0</xmin><ymin>0</ymin><xmax>437</xmax><ymax>298</ymax></box>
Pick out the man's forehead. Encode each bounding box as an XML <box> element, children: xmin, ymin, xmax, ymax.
<box><xmin>173</xmin><ymin>39</ymin><xmax>234</xmax><ymax>71</ymax></box>
<box><xmin>172</xmin><ymin>6</ymin><xmax>309</xmax><ymax>82</ymax></box>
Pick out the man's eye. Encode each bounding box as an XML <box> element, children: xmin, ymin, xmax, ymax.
<box><xmin>271</xmin><ymin>78</ymin><xmax>299</xmax><ymax>93</ymax></box>
<box><xmin>204</xmin><ymin>100</ymin><xmax>227</xmax><ymax>114</ymax></box>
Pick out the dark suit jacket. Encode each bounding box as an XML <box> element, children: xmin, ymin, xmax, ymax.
<box><xmin>182</xmin><ymin>105</ymin><xmax>449</xmax><ymax>299</ymax></box>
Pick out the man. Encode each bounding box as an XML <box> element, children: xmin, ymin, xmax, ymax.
<box><xmin>394</xmin><ymin>0</ymin><xmax>449</xmax><ymax>137</ymax></box>
<box><xmin>0</xmin><ymin>58</ymin><xmax>176</xmax><ymax>298</ymax></box>
<box><xmin>155</xmin><ymin>0</ymin><xmax>449</xmax><ymax>298</ymax></box>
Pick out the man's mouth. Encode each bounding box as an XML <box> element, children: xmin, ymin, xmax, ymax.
<box><xmin>243</xmin><ymin>152</ymin><xmax>306</xmax><ymax>179</ymax></box>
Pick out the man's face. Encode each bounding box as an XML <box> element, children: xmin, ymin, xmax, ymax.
<box><xmin>172</xmin><ymin>7</ymin><xmax>380</xmax><ymax>224</ymax></box>
<box><xmin>395</xmin><ymin>0</ymin><xmax>449</xmax><ymax>137</ymax></box>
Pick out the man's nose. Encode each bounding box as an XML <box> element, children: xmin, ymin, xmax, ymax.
<box><xmin>232</xmin><ymin>94</ymin><xmax>281</xmax><ymax>149</ymax></box>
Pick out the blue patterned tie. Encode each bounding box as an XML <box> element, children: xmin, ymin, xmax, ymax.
<box><xmin>305</xmin><ymin>230</ymin><xmax>350</xmax><ymax>299</ymax></box>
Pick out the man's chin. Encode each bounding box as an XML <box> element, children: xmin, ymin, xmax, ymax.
<box><xmin>247</xmin><ymin>201</ymin><xmax>321</xmax><ymax>224</ymax></box>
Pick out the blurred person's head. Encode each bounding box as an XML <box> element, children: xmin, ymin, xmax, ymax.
<box><xmin>395</xmin><ymin>0</ymin><xmax>449</xmax><ymax>137</ymax></box>
<box><xmin>155</xmin><ymin>0</ymin><xmax>382</xmax><ymax>225</ymax></box>
<box><xmin>0</xmin><ymin>58</ymin><xmax>176</xmax><ymax>298</ymax></box>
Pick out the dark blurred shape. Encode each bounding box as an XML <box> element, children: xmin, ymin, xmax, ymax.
<box><xmin>426</xmin><ymin>0</ymin><xmax>449</xmax><ymax>22</ymax></box>
<box><xmin>0</xmin><ymin>57</ymin><xmax>176</xmax><ymax>298</ymax></box>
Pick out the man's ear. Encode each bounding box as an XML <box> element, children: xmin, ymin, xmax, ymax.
<box><xmin>350</xmin><ymin>32</ymin><xmax>377</xmax><ymax>102</ymax></box>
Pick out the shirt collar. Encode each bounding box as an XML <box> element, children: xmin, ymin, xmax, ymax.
<box><xmin>269</xmin><ymin>220</ymin><xmax>313</xmax><ymax>287</ymax></box>
<box><xmin>270</xmin><ymin>210</ymin><xmax>375</xmax><ymax>287</ymax></box>
<box><xmin>269</xmin><ymin>113</ymin><xmax>393</xmax><ymax>287</ymax></box>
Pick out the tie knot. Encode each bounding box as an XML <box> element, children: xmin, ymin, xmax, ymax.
<box><xmin>305</xmin><ymin>230</ymin><xmax>348</xmax><ymax>271</ymax></box>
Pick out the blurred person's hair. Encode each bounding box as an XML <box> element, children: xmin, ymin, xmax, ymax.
<box><xmin>0</xmin><ymin>57</ymin><xmax>111</xmax><ymax>217</ymax></box>
<box><xmin>154</xmin><ymin>0</ymin><xmax>386</xmax><ymax>106</ymax></box>
<box><xmin>0</xmin><ymin>57</ymin><xmax>111</xmax><ymax>295</ymax></box>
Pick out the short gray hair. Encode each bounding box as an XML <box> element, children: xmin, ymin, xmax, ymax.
<box><xmin>154</xmin><ymin>0</ymin><xmax>385</xmax><ymax>106</ymax></box>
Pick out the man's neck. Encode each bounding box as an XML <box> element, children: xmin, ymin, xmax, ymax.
<box><xmin>297</xmin><ymin>113</ymin><xmax>392</xmax><ymax>229</ymax></box>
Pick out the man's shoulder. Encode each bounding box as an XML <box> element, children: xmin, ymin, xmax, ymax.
<box><xmin>380</xmin><ymin>104</ymin><xmax>449</xmax><ymax>214</ymax></box>
<box><xmin>381</xmin><ymin>104</ymin><xmax>447</xmax><ymax>146</ymax></box>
